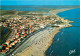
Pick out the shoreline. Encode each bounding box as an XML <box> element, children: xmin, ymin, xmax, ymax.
<box><xmin>44</xmin><ymin>8</ymin><xmax>74</xmax><ymax>56</ymax></box>
<box><xmin>15</xmin><ymin>27</ymin><xmax>61</xmax><ymax>56</ymax></box>
<box><xmin>14</xmin><ymin>8</ymin><xmax>73</xmax><ymax>56</ymax></box>
<box><xmin>44</xmin><ymin>27</ymin><xmax>61</xmax><ymax>56</ymax></box>
<box><xmin>50</xmin><ymin>8</ymin><xmax>74</xmax><ymax>15</ymax></box>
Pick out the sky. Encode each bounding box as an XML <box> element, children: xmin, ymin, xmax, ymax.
<box><xmin>0</xmin><ymin>0</ymin><xmax>80</xmax><ymax>5</ymax></box>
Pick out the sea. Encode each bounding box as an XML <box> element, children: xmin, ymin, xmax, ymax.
<box><xmin>1</xmin><ymin>5</ymin><xmax>80</xmax><ymax>12</ymax></box>
<box><xmin>46</xmin><ymin>8</ymin><xmax>80</xmax><ymax>56</ymax></box>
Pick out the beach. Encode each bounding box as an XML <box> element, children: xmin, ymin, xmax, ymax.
<box><xmin>49</xmin><ymin>8</ymin><xmax>74</xmax><ymax>15</ymax></box>
<box><xmin>15</xmin><ymin>27</ymin><xmax>61</xmax><ymax>56</ymax></box>
<box><xmin>14</xmin><ymin>8</ymin><xmax>73</xmax><ymax>56</ymax></box>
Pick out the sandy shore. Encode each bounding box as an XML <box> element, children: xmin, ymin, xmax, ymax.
<box><xmin>15</xmin><ymin>27</ymin><xmax>62</xmax><ymax>56</ymax></box>
<box><xmin>14</xmin><ymin>8</ymin><xmax>72</xmax><ymax>56</ymax></box>
<box><xmin>49</xmin><ymin>8</ymin><xmax>74</xmax><ymax>15</ymax></box>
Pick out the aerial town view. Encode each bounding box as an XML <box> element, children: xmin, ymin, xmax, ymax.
<box><xmin>0</xmin><ymin>0</ymin><xmax>80</xmax><ymax>56</ymax></box>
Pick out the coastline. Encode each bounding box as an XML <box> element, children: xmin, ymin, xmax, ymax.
<box><xmin>15</xmin><ymin>27</ymin><xmax>61</xmax><ymax>56</ymax></box>
<box><xmin>50</xmin><ymin>8</ymin><xmax>74</xmax><ymax>15</ymax></box>
<box><xmin>14</xmin><ymin>8</ymin><xmax>73</xmax><ymax>56</ymax></box>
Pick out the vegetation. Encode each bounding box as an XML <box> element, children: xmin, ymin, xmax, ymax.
<box><xmin>0</xmin><ymin>9</ymin><xmax>16</xmax><ymax>15</ymax></box>
<box><xmin>51</xmin><ymin>26</ymin><xmax>59</xmax><ymax>27</ymax></box>
<box><xmin>0</xmin><ymin>9</ymin><xmax>43</xmax><ymax>16</ymax></box>
<box><xmin>17</xmin><ymin>11</ymin><xmax>30</xmax><ymax>15</ymax></box>
<box><xmin>0</xmin><ymin>17</ymin><xmax>7</xmax><ymax>22</ymax></box>
<box><xmin>56</xmin><ymin>20</ymin><xmax>63</xmax><ymax>24</ymax></box>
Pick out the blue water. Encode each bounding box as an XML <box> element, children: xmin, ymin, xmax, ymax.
<box><xmin>1</xmin><ymin>5</ymin><xmax>77</xmax><ymax>12</ymax></box>
<box><xmin>46</xmin><ymin>8</ymin><xmax>80</xmax><ymax>56</ymax></box>
<box><xmin>1</xmin><ymin>5</ymin><xmax>56</xmax><ymax>12</ymax></box>
<box><xmin>1</xmin><ymin>28</ymin><xmax>8</xmax><ymax>37</ymax></box>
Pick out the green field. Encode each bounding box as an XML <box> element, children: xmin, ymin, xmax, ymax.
<box><xmin>0</xmin><ymin>9</ymin><xmax>17</xmax><ymax>15</ymax></box>
<box><xmin>0</xmin><ymin>9</ymin><xmax>44</xmax><ymax>16</ymax></box>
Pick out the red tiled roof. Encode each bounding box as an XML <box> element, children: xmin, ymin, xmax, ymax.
<box><xmin>2</xmin><ymin>50</ymin><xmax>6</xmax><ymax>53</ymax></box>
<box><xmin>9</xmin><ymin>45</ymin><xmax>12</xmax><ymax>47</ymax></box>
<box><xmin>16</xmin><ymin>33</ymin><xmax>19</xmax><ymax>35</ymax></box>
<box><xmin>2</xmin><ymin>44</ymin><xmax>6</xmax><ymax>46</ymax></box>
<box><xmin>6</xmin><ymin>46</ymin><xmax>9</xmax><ymax>49</ymax></box>
<box><xmin>15</xmin><ymin>40</ymin><xmax>18</xmax><ymax>41</ymax></box>
<box><xmin>6</xmin><ymin>41</ymin><xmax>10</xmax><ymax>43</ymax></box>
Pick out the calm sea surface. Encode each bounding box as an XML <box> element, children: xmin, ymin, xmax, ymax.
<box><xmin>46</xmin><ymin>8</ymin><xmax>80</xmax><ymax>56</ymax></box>
<box><xmin>1</xmin><ymin>5</ymin><xmax>79</xmax><ymax>12</ymax></box>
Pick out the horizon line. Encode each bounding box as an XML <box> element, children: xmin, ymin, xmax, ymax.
<box><xmin>0</xmin><ymin>5</ymin><xmax>80</xmax><ymax>6</ymax></box>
